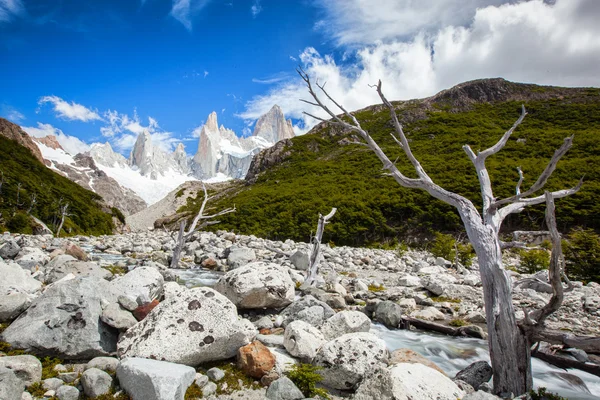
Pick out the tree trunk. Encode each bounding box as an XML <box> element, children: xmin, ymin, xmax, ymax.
<box><xmin>466</xmin><ymin>220</ymin><xmax>532</xmax><ymax>396</ymax></box>
<box><xmin>170</xmin><ymin>221</ymin><xmax>186</xmax><ymax>269</ymax></box>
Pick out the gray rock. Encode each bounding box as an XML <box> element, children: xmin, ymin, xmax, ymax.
<box><xmin>202</xmin><ymin>381</ymin><xmax>217</xmax><ymax>397</ymax></box>
<box><xmin>0</xmin><ymin>355</ymin><xmax>42</xmax><ymax>386</ymax></box>
<box><xmin>111</xmin><ymin>266</ymin><xmax>164</xmax><ymax>301</ymax></box>
<box><xmin>215</xmin><ymin>262</ymin><xmax>295</xmax><ymax>309</ymax></box>
<box><xmin>117</xmin><ymin>357</ymin><xmax>196</xmax><ymax>400</ymax></box>
<box><xmin>118</xmin><ymin>295</ymin><xmax>139</xmax><ymax>312</ymax></box>
<box><xmin>373</xmin><ymin>301</ymin><xmax>403</xmax><ymax>329</ymax></box>
<box><xmin>0</xmin><ymin>240</ymin><xmax>21</xmax><ymax>259</ymax></box>
<box><xmin>320</xmin><ymin>310</ymin><xmax>371</xmax><ymax>340</ymax></box>
<box><xmin>313</xmin><ymin>332</ymin><xmax>389</xmax><ymax>390</ymax></box>
<box><xmin>226</xmin><ymin>246</ymin><xmax>256</xmax><ymax>269</ymax></box>
<box><xmin>354</xmin><ymin>363</ymin><xmax>464</xmax><ymax>400</ymax></box>
<box><xmin>462</xmin><ymin>391</ymin><xmax>501</xmax><ymax>400</ymax></box>
<box><xmin>86</xmin><ymin>357</ymin><xmax>120</xmax><ymax>373</ymax></box>
<box><xmin>398</xmin><ymin>275</ymin><xmax>421</xmax><ymax>287</ymax></box>
<box><xmin>0</xmin><ymin>293</ymin><xmax>32</xmax><ymax>322</ymax></box>
<box><xmin>280</xmin><ymin>295</ymin><xmax>335</xmax><ymax>327</ymax></box>
<box><xmin>290</xmin><ymin>251</ymin><xmax>310</xmax><ymax>271</ymax></box>
<box><xmin>266</xmin><ymin>376</ymin><xmax>304</xmax><ymax>400</ymax></box>
<box><xmin>118</xmin><ymin>287</ymin><xmax>257</xmax><ymax>365</ymax></box>
<box><xmin>14</xmin><ymin>247</ymin><xmax>49</xmax><ymax>270</ymax></box>
<box><xmin>454</xmin><ymin>361</ymin><xmax>493</xmax><ymax>389</ymax></box>
<box><xmin>21</xmin><ymin>391</ymin><xmax>33</xmax><ymax>400</ymax></box>
<box><xmin>0</xmin><ymin>260</ymin><xmax>42</xmax><ymax>295</ymax></box>
<box><xmin>253</xmin><ymin>316</ymin><xmax>274</xmax><ymax>330</ymax></box>
<box><xmin>283</xmin><ymin>320</ymin><xmax>326</xmax><ymax>362</ymax></box>
<box><xmin>81</xmin><ymin>368</ymin><xmax>113</xmax><ymax>398</ymax></box>
<box><xmin>194</xmin><ymin>373</ymin><xmax>208</xmax><ymax>388</ymax></box>
<box><xmin>2</xmin><ymin>277</ymin><xmax>119</xmax><ymax>359</ymax></box>
<box><xmin>43</xmin><ymin>377</ymin><xmax>64</xmax><ymax>391</ymax></box>
<box><xmin>206</xmin><ymin>367</ymin><xmax>225</xmax><ymax>382</ymax></box>
<box><xmin>256</xmin><ymin>334</ymin><xmax>284</xmax><ymax>348</ymax></box>
<box><xmin>0</xmin><ymin>366</ymin><xmax>24</xmax><ymax>400</ymax></box>
<box><xmin>55</xmin><ymin>385</ymin><xmax>81</xmax><ymax>400</ymax></box>
<box><xmin>45</xmin><ymin>260</ymin><xmax>111</xmax><ymax>284</ymax></box>
<box><xmin>100</xmin><ymin>303</ymin><xmax>137</xmax><ymax>330</ymax></box>
<box><xmin>57</xmin><ymin>372</ymin><xmax>78</xmax><ymax>383</ymax></box>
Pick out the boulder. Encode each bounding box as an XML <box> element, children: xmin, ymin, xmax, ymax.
<box><xmin>454</xmin><ymin>361</ymin><xmax>492</xmax><ymax>389</ymax></box>
<box><xmin>280</xmin><ymin>295</ymin><xmax>335</xmax><ymax>327</ymax></box>
<box><xmin>81</xmin><ymin>368</ymin><xmax>113</xmax><ymax>398</ymax></box>
<box><xmin>237</xmin><ymin>341</ymin><xmax>276</xmax><ymax>378</ymax></box>
<box><xmin>462</xmin><ymin>391</ymin><xmax>502</xmax><ymax>400</ymax></box>
<box><xmin>0</xmin><ymin>240</ymin><xmax>21</xmax><ymax>259</ymax></box>
<box><xmin>118</xmin><ymin>287</ymin><xmax>257</xmax><ymax>365</ymax></box>
<box><xmin>86</xmin><ymin>357</ymin><xmax>120</xmax><ymax>373</ymax></box>
<box><xmin>215</xmin><ymin>262</ymin><xmax>295</xmax><ymax>309</ymax></box>
<box><xmin>111</xmin><ymin>266</ymin><xmax>164</xmax><ymax>301</ymax></box>
<box><xmin>0</xmin><ymin>355</ymin><xmax>42</xmax><ymax>386</ymax></box>
<box><xmin>2</xmin><ymin>277</ymin><xmax>119</xmax><ymax>359</ymax></box>
<box><xmin>411</xmin><ymin>306</ymin><xmax>446</xmax><ymax>321</ymax></box>
<box><xmin>45</xmin><ymin>260</ymin><xmax>111</xmax><ymax>284</ymax></box>
<box><xmin>206</xmin><ymin>367</ymin><xmax>225</xmax><ymax>382</ymax></box>
<box><xmin>0</xmin><ymin>260</ymin><xmax>42</xmax><ymax>295</ymax></box>
<box><xmin>14</xmin><ymin>247</ymin><xmax>49</xmax><ymax>270</ymax></box>
<box><xmin>0</xmin><ymin>293</ymin><xmax>32</xmax><ymax>322</ymax></box>
<box><xmin>373</xmin><ymin>301</ymin><xmax>403</xmax><ymax>329</ymax></box>
<box><xmin>270</xmin><ymin>348</ymin><xmax>299</xmax><ymax>375</ymax></box>
<box><xmin>398</xmin><ymin>275</ymin><xmax>421</xmax><ymax>287</ymax></box>
<box><xmin>320</xmin><ymin>310</ymin><xmax>371</xmax><ymax>340</ymax></box>
<box><xmin>117</xmin><ymin>358</ymin><xmax>196</xmax><ymax>400</ymax></box>
<box><xmin>55</xmin><ymin>385</ymin><xmax>81</xmax><ymax>400</ymax></box>
<box><xmin>389</xmin><ymin>349</ymin><xmax>446</xmax><ymax>375</ymax></box>
<box><xmin>226</xmin><ymin>246</ymin><xmax>256</xmax><ymax>269</ymax></box>
<box><xmin>0</xmin><ymin>366</ymin><xmax>25</xmax><ymax>400</ymax></box>
<box><xmin>64</xmin><ymin>242</ymin><xmax>89</xmax><ymax>261</ymax></box>
<box><xmin>290</xmin><ymin>250</ymin><xmax>310</xmax><ymax>271</ymax></box>
<box><xmin>354</xmin><ymin>363</ymin><xmax>464</xmax><ymax>400</ymax></box>
<box><xmin>313</xmin><ymin>332</ymin><xmax>389</xmax><ymax>390</ymax></box>
<box><xmin>100</xmin><ymin>303</ymin><xmax>138</xmax><ymax>330</ymax></box>
<box><xmin>265</xmin><ymin>376</ymin><xmax>304</xmax><ymax>400</ymax></box>
<box><xmin>283</xmin><ymin>320</ymin><xmax>326</xmax><ymax>362</ymax></box>
<box><xmin>132</xmin><ymin>299</ymin><xmax>160</xmax><ymax>321</ymax></box>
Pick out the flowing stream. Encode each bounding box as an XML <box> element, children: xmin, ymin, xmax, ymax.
<box><xmin>87</xmin><ymin>248</ymin><xmax>599</xmax><ymax>399</ymax></box>
<box><xmin>372</xmin><ymin>323</ymin><xmax>600</xmax><ymax>399</ymax></box>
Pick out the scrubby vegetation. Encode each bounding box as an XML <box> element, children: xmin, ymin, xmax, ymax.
<box><xmin>182</xmin><ymin>87</ymin><xmax>600</xmax><ymax>247</ymax></box>
<box><xmin>286</xmin><ymin>363</ymin><xmax>330</xmax><ymax>399</ymax></box>
<box><xmin>0</xmin><ymin>135</ymin><xmax>114</xmax><ymax>235</ymax></box>
<box><xmin>529</xmin><ymin>387</ymin><xmax>568</xmax><ymax>400</ymax></box>
<box><xmin>563</xmin><ymin>228</ymin><xmax>600</xmax><ymax>283</ymax></box>
<box><xmin>518</xmin><ymin>248</ymin><xmax>551</xmax><ymax>274</ymax></box>
<box><xmin>198</xmin><ymin>360</ymin><xmax>260</xmax><ymax>395</ymax></box>
<box><xmin>429</xmin><ymin>232</ymin><xmax>475</xmax><ymax>266</ymax></box>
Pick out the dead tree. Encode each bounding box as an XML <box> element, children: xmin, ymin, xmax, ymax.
<box><xmin>298</xmin><ymin>69</ymin><xmax>582</xmax><ymax>396</ymax></box>
<box><xmin>168</xmin><ymin>184</ymin><xmax>235</xmax><ymax>268</ymax></box>
<box><xmin>56</xmin><ymin>202</ymin><xmax>70</xmax><ymax>237</ymax></box>
<box><xmin>27</xmin><ymin>193</ymin><xmax>37</xmax><ymax>215</ymax></box>
<box><xmin>301</xmin><ymin>207</ymin><xmax>337</xmax><ymax>289</ymax></box>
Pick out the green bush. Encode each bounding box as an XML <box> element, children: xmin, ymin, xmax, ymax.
<box><xmin>6</xmin><ymin>212</ymin><xmax>32</xmax><ymax>234</ymax></box>
<box><xmin>286</xmin><ymin>363</ymin><xmax>330</xmax><ymax>399</ymax></box>
<box><xmin>518</xmin><ymin>249</ymin><xmax>550</xmax><ymax>274</ymax></box>
<box><xmin>529</xmin><ymin>387</ymin><xmax>567</xmax><ymax>400</ymax></box>
<box><xmin>563</xmin><ymin>228</ymin><xmax>600</xmax><ymax>283</ymax></box>
<box><xmin>429</xmin><ymin>232</ymin><xmax>475</xmax><ymax>266</ymax></box>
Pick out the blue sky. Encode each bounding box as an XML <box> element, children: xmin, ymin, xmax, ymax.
<box><xmin>1</xmin><ymin>0</ymin><xmax>599</xmax><ymax>156</ymax></box>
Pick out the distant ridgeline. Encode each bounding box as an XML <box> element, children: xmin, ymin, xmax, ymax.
<box><xmin>181</xmin><ymin>79</ymin><xmax>600</xmax><ymax>246</ymax></box>
<box><xmin>0</xmin><ymin>120</ymin><xmax>115</xmax><ymax>235</ymax></box>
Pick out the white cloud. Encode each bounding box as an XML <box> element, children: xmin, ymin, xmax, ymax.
<box><xmin>22</xmin><ymin>122</ymin><xmax>90</xmax><ymax>155</ymax></box>
<box><xmin>251</xmin><ymin>0</ymin><xmax>262</xmax><ymax>17</ymax></box>
<box><xmin>204</xmin><ymin>70</ymin><xmax>209</xmax><ymax>78</ymax></box>
<box><xmin>101</xmin><ymin>109</ymin><xmax>179</xmax><ymax>153</ymax></box>
<box><xmin>171</xmin><ymin>0</ymin><xmax>211</xmax><ymax>31</ymax></box>
<box><xmin>252</xmin><ymin>72</ymin><xmax>291</xmax><ymax>85</ymax></box>
<box><xmin>38</xmin><ymin>95</ymin><xmax>102</xmax><ymax>122</ymax></box>
<box><xmin>242</xmin><ymin>0</ymin><xmax>600</xmax><ymax>134</ymax></box>
<box><xmin>1</xmin><ymin>104</ymin><xmax>25</xmax><ymax>122</ymax></box>
<box><xmin>289</xmin><ymin>55</ymin><xmax>297</xmax><ymax>62</ymax></box>
<box><xmin>0</xmin><ymin>0</ymin><xmax>24</xmax><ymax>23</ymax></box>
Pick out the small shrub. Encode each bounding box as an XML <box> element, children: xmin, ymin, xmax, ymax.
<box><xmin>449</xmin><ymin>319</ymin><xmax>468</xmax><ymax>327</ymax></box>
<box><xmin>430</xmin><ymin>232</ymin><xmax>474</xmax><ymax>266</ymax></box>
<box><xmin>199</xmin><ymin>360</ymin><xmax>260</xmax><ymax>395</ymax></box>
<box><xmin>286</xmin><ymin>364</ymin><xmax>330</xmax><ymax>399</ymax></box>
<box><xmin>368</xmin><ymin>284</ymin><xmax>385</xmax><ymax>292</ymax></box>
<box><xmin>0</xmin><ymin>341</ymin><xmax>25</xmax><ymax>356</ymax></box>
<box><xmin>102</xmin><ymin>265</ymin><xmax>128</xmax><ymax>276</ymax></box>
<box><xmin>26</xmin><ymin>382</ymin><xmax>46</xmax><ymax>398</ymax></box>
<box><xmin>41</xmin><ymin>356</ymin><xmax>65</xmax><ymax>379</ymax></box>
<box><xmin>111</xmin><ymin>207</ymin><xmax>126</xmax><ymax>225</ymax></box>
<box><xmin>529</xmin><ymin>387</ymin><xmax>567</xmax><ymax>400</ymax></box>
<box><xmin>184</xmin><ymin>383</ymin><xmax>203</xmax><ymax>400</ymax></box>
<box><xmin>295</xmin><ymin>281</ymin><xmax>302</xmax><ymax>289</ymax></box>
<box><xmin>563</xmin><ymin>228</ymin><xmax>600</xmax><ymax>283</ymax></box>
<box><xmin>518</xmin><ymin>249</ymin><xmax>550</xmax><ymax>274</ymax></box>
<box><xmin>430</xmin><ymin>296</ymin><xmax>461</xmax><ymax>303</ymax></box>
<box><xmin>0</xmin><ymin>323</ymin><xmax>8</xmax><ymax>334</ymax></box>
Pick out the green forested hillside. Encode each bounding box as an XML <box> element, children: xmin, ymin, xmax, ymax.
<box><xmin>182</xmin><ymin>80</ymin><xmax>600</xmax><ymax>246</ymax></box>
<box><xmin>0</xmin><ymin>135</ymin><xmax>114</xmax><ymax>235</ymax></box>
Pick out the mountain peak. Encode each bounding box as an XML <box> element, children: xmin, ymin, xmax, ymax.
<box><xmin>205</xmin><ymin>111</ymin><xmax>219</xmax><ymax>133</ymax></box>
<box><xmin>252</xmin><ymin>104</ymin><xmax>295</xmax><ymax>143</ymax></box>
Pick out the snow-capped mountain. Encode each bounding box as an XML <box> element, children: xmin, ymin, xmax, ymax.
<box><xmin>28</xmin><ymin>104</ymin><xmax>295</xmax><ymax>208</ymax></box>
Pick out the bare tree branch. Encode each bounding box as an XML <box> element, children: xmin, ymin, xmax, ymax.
<box><xmin>480</xmin><ymin>104</ymin><xmax>527</xmax><ymax>160</ymax></box>
<box><xmin>515</xmin><ymin>166</ymin><xmax>524</xmax><ymax>196</ymax></box>
<box><xmin>302</xmin><ymin>207</ymin><xmax>337</xmax><ymax>289</ymax></box>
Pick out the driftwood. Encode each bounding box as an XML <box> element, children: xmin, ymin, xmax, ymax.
<box><xmin>531</xmin><ymin>330</ymin><xmax>600</xmax><ymax>355</ymax></box>
<box><xmin>532</xmin><ymin>347</ymin><xmax>600</xmax><ymax>378</ymax></box>
<box><xmin>400</xmin><ymin>316</ymin><xmax>485</xmax><ymax>339</ymax></box>
<box><xmin>302</xmin><ymin>207</ymin><xmax>337</xmax><ymax>288</ymax></box>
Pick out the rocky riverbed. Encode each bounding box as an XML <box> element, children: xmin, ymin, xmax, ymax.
<box><xmin>1</xmin><ymin>230</ymin><xmax>599</xmax><ymax>400</ymax></box>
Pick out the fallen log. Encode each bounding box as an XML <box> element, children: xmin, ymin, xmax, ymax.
<box><xmin>531</xmin><ymin>330</ymin><xmax>600</xmax><ymax>355</ymax></box>
<box><xmin>400</xmin><ymin>316</ymin><xmax>482</xmax><ymax>338</ymax></box>
<box><xmin>532</xmin><ymin>348</ymin><xmax>600</xmax><ymax>378</ymax></box>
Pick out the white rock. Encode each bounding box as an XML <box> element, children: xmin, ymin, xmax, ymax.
<box><xmin>0</xmin><ymin>355</ymin><xmax>42</xmax><ymax>386</ymax></box>
<box><xmin>111</xmin><ymin>266</ymin><xmax>164</xmax><ymax>301</ymax></box>
<box><xmin>313</xmin><ymin>332</ymin><xmax>389</xmax><ymax>390</ymax></box>
<box><xmin>118</xmin><ymin>287</ymin><xmax>257</xmax><ymax>365</ymax></box>
<box><xmin>215</xmin><ymin>262</ymin><xmax>295</xmax><ymax>309</ymax></box>
<box><xmin>283</xmin><ymin>320</ymin><xmax>326</xmax><ymax>361</ymax></box>
<box><xmin>0</xmin><ymin>259</ymin><xmax>42</xmax><ymax>295</ymax></box>
<box><xmin>320</xmin><ymin>311</ymin><xmax>371</xmax><ymax>340</ymax></box>
<box><xmin>411</xmin><ymin>306</ymin><xmax>446</xmax><ymax>321</ymax></box>
<box><xmin>398</xmin><ymin>275</ymin><xmax>421</xmax><ymax>287</ymax></box>
<box><xmin>354</xmin><ymin>363</ymin><xmax>464</xmax><ymax>400</ymax></box>
<box><xmin>81</xmin><ymin>368</ymin><xmax>112</xmax><ymax>398</ymax></box>
<box><xmin>117</xmin><ymin>357</ymin><xmax>196</xmax><ymax>400</ymax></box>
